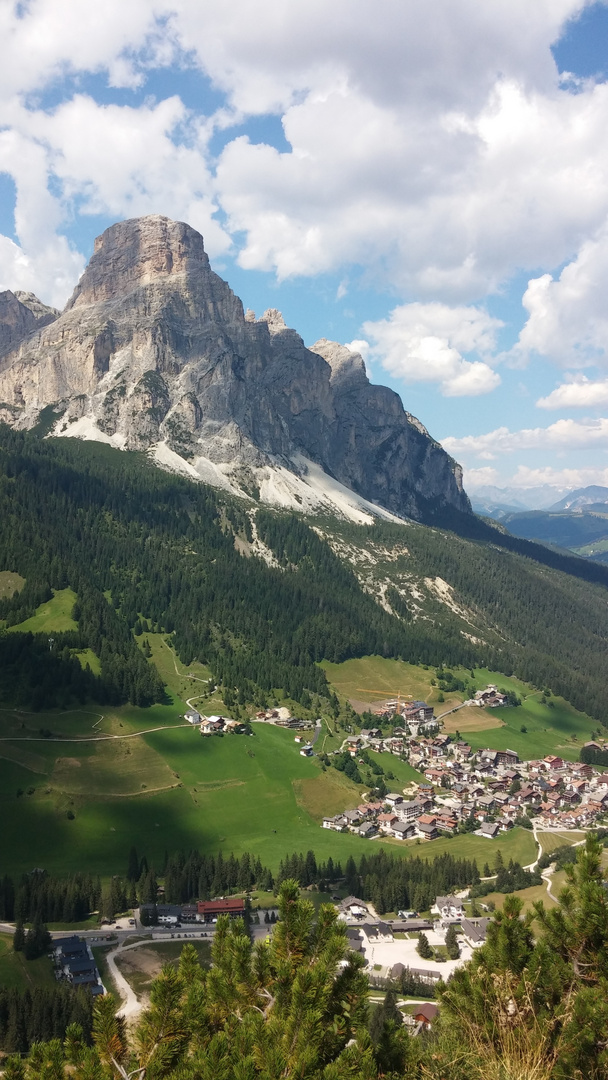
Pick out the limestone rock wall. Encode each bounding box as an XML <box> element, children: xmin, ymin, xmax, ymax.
<box><xmin>0</xmin><ymin>215</ymin><xmax>470</xmax><ymax>519</ymax></box>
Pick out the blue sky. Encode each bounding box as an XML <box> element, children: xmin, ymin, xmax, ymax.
<box><xmin>2</xmin><ymin>1</ymin><xmax>608</xmax><ymax>502</ymax></box>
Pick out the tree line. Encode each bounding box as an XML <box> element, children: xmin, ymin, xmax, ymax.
<box><xmin>0</xmin><ymin>429</ymin><xmax>480</xmax><ymax>713</ymax></box>
<box><xmin>0</xmin><ymin>988</ymin><xmax>93</xmax><ymax>1055</ymax></box>
<box><xmin>3</xmin><ymin>428</ymin><xmax>608</xmax><ymax>724</ymax></box>
<box><xmin>0</xmin><ymin>871</ymin><xmax>101</xmax><ymax>925</ymax></box>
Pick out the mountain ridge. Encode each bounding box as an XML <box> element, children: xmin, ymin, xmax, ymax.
<box><xmin>0</xmin><ymin>214</ymin><xmax>468</xmax><ymax>524</ymax></box>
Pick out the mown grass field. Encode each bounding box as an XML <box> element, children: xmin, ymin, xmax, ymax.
<box><xmin>322</xmin><ymin>656</ymin><xmax>596</xmax><ymax>760</ymax></box>
<box><xmin>537</xmin><ymin>831</ymin><xmax>585</xmax><ymax>856</ymax></box>
<box><xmin>479</xmin><ymin>867</ymin><xmax>571</xmax><ymax>916</ymax></box>
<box><xmin>0</xmin><ymin>933</ymin><xmax>55</xmax><ymax>990</ymax></box>
<box><xmin>382</xmin><ymin>827</ymin><xmax>537</xmax><ymax>866</ymax></box>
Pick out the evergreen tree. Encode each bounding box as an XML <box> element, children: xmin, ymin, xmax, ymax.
<box><xmin>417</xmin><ymin>932</ymin><xmax>433</xmax><ymax>959</ymax></box>
<box><xmin>126</xmin><ymin>847</ymin><xmax>140</xmax><ymax>882</ymax></box>
<box><xmin>12</xmin><ymin>923</ymin><xmax>25</xmax><ymax>952</ymax></box>
<box><xmin>445</xmin><ymin>922</ymin><xmax>460</xmax><ymax>959</ymax></box>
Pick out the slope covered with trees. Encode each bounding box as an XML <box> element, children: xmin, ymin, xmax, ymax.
<box><xmin>2</xmin><ymin>428</ymin><xmax>608</xmax><ymax>726</ymax></box>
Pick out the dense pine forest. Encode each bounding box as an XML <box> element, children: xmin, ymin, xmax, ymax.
<box><xmin>0</xmin><ymin>428</ymin><xmax>477</xmax><ymax>711</ymax></box>
<box><xmin>1</xmin><ymin>427</ymin><xmax>608</xmax><ymax>725</ymax></box>
<box><xmin>0</xmin><ymin>847</ymin><xmax>481</xmax><ymax>923</ymax></box>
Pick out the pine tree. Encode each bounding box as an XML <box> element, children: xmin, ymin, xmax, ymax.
<box><xmin>417</xmin><ymin>932</ymin><xmax>433</xmax><ymax>959</ymax></box>
<box><xmin>445</xmin><ymin>923</ymin><xmax>460</xmax><ymax>959</ymax></box>
<box><xmin>126</xmin><ymin>846</ymin><xmax>140</xmax><ymax>882</ymax></box>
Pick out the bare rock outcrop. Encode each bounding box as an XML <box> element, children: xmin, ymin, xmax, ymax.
<box><xmin>0</xmin><ymin>215</ymin><xmax>470</xmax><ymax>520</ymax></box>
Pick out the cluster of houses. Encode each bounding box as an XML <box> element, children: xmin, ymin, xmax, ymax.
<box><xmin>323</xmin><ymin>739</ymin><xmax>608</xmax><ymax>840</ymax></box>
<box><xmin>139</xmin><ymin>897</ymin><xmax>246</xmax><ymax>925</ymax></box>
<box><xmin>338</xmin><ymin>893</ymin><xmax>492</xmax><ymax>1030</ymax></box>
<box><xmin>186</xmin><ymin>707</ymin><xmax>317</xmax><ymax>737</ymax></box>
<box><xmin>369</xmin><ymin>701</ymin><xmax>438</xmax><ymax>736</ymax></box>
<box><xmin>185</xmin><ymin>710</ymin><xmax>249</xmax><ymax>735</ymax></box>
<box><xmin>464</xmin><ymin>685</ymin><xmax>508</xmax><ymax>708</ymax></box>
<box><xmin>54</xmin><ymin>936</ymin><xmax>104</xmax><ymax>996</ymax></box>
<box><xmin>253</xmin><ymin>707</ymin><xmax>315</xmax><ymax>729</ymax></box>
<box><xmin>339</xmin><ymin>893</ymin><xmax>491</xmax><ymax>961</ymax></box>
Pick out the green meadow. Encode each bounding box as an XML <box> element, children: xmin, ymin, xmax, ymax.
<box><xmin>0</xmin><ymin>571</ymin><xmax>25</xmax><ymax>600</ymax></box>
<box><xmin>0</xmin><ymin>713</ymin><xmax>536</xmax><ymax>877</ymax></box>
<box><xmin>6</xmin><ymin>588</ymin><xmax>78</xmax><ymax>634</ymax></box>
<box><xmin>322</xmin><ymin>656</ymin><xmax>596</xmax><ymax>761</ymax></box>
<box><xmin>0</xmin><ymin>594</ymin><xmax>570</xmax><ymax>880</ymax></box>
<box><xmin>0</xmin><ymin>933</ymin><xmax>55</xmax><ymax>990</ymax></box>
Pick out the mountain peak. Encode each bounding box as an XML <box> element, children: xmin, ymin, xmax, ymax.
<box><xmin>66</xmin><ymin>215</ymin><xmax>211</xmax><ymax>310</ymax></box>
<box><xmin>0</xmin><ymin>215</ymin><xmax>470</xmax><ymax>522</ymax></box>
<box><xmin>312</xmin><ymin>339</ymin><xmax>368</xmax><ymax>387</ymax></box>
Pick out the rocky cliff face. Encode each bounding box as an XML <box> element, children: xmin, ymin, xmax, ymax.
<box><xmin>0</xmin><ymin>215</ymin><xmax>470</xmax><ymax>522</ymax></box>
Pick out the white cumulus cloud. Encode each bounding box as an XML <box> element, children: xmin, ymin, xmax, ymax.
<box><xmin>504</xmin><ymin>465</ymin><xmax>608</xmax><ymax>490</ymax></box>
<box><xmin>537</xmin><ymin>375</ymin><xmax>608</xmax><ymax>409</ymax></box>
<box><xmin>514</xmin><ymin>225</ymin><xmax>608</xmax><ymax>369</ymax></box>
<box><xmin>362</xmin><ymin>302</ymin><xmax>502</xmax><ymax>397</ymax></box>
<box><xmin>443</xmin><ymin>417</ymin><xmax>608</xmax><ymax>457</ymax></box>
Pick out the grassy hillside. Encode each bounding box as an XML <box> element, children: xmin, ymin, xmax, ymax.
<box><xmin>322</xmin><ymin>656</ymin><xmax>595</xmax><ymax>759</ymax></box>
<box><xmin>0</xmin><ymin>933</ymin><xmax>55</xmax><ymax>990</ymax></box>
<box><xmin>0</xmin><ymin>430</ymin><xmax>606</xmax><ymax>884</ymax></box>
<box><xmin>0</xmin><ymin>706</ymin><xmax>536</xmax><ymax>877</ymax></box>
<box><xmin>5</xmin><ymin>588</ymin><xmax>78</xmax><ymax>634</ymax></box>
<box><xmin>0</xmin><ymin>571</ymin><xmax>25</xmax><ymax>600</ymax></box>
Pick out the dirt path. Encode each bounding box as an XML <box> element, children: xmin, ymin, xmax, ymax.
<box><xmin>106</xmin><ymin>942</ymin><xmax>141</xmax><ymax>1019</ymax></box>
<box><xmin>186</xmin><ymin>696</ymin><xmax>207</xmax><ymax>711</ymax></box>
<box><xmin>0</xmin><ymin>723</ymin><xmax>190</xmax><ymax>745</ymax></box>
<box><xmin>529</xmin><ymin>825</ymin><xmax>587</xmax><ymax>901</ymax></box>
<box><xmin>541</xmin><ymin>869</ymin><xmax>559</xmax><ymax>903</ymax></box>
<box><xmin>161</xmin><ymin>638</ymin><xmax>209</xmax><ymax>684</ymax></box>
<box><xmin>107</xmin><ymin>933</ymin><xmax>212</xmax><ymax>1019</ymax></box>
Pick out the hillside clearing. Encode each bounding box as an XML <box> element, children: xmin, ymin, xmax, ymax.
<box><xmin>0</xmin><ymin>933</ymin><xmax>55</xmax><ymax>990</ymax></box>
<box><xmin>6</xmin><ymin>588</ymin><xmax>78</xmax><ymax>634</ymax></box>
<box><xmin>0</xmin><ymin>571</ymin><xmax>25</xmax><ymax>599</ymax></box>
<box><xmin>322</xmin><ymin>656</ymin><xmax>595</xmax><ymax>758</ymax></box>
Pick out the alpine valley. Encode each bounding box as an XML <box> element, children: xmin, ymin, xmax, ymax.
<box><xmin>0</xmin><ymin>218</ymin><xmax>605</xmax><ymax>879</ymax></box>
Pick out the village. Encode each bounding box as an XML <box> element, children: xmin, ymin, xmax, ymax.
<box><xmin>321</xmin><ymin>689</ymin><xmax>608</xmax><ymax>840</ymax></box>
<box><xmin>184</xmin><ymin>688</ymin><xmax>608</xmax><ymax>841</ymax></box>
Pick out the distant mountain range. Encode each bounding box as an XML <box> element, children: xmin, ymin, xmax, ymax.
<box><xmin>471</xmin><ymin>484</ymin><xmax>608</xmax><ymax>520</ymax></box>
<box><xmin>470</xmin><ymin>484</ymin><xmax>568</xmax><ymax>518</ymax></box>
<box><xmin>486</xmin><ymin>486</ymin><xmax>608</xmax><ymax>564</ymax></box>
<box><xmin>547</xmin><ymin>486</ymin><xmax>608</xmax><ymax>512</ymax></box>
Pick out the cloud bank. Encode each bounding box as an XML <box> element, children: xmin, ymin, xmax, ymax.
<box><xmin>0</xmin><ymin>0</ymin><xmax>606</xmax><ymax>314</ymax></box>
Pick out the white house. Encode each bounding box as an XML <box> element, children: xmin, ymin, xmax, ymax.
<box><xmin>432</xmin><ymin>895</ymin><xmax>465</xmax><ymax>922</ymax></box>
